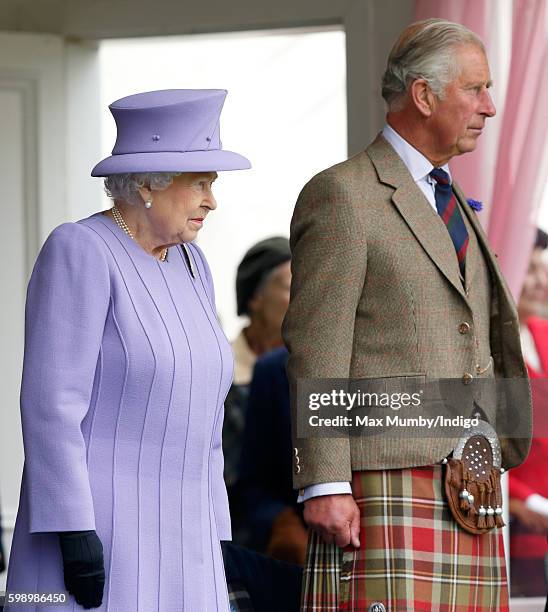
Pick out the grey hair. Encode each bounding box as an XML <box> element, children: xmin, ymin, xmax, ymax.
<box><xmin>381</xmin><ymin>18</ymin><xmax>485</xmax><ymax>111</ymax></box>
<box><xmin>103</xmin><ymin>172</ymin><xmax>182</xmax><ymax>206</ymax></box>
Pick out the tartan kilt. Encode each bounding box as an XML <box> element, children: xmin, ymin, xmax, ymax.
<box><xmin>301</xmin><ymin>465</ymin><xmax>508</xmax><ymax>612</ymax></box>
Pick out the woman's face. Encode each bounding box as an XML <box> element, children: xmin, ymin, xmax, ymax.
<box><xmin>248</xmin><ymin>261</ymin><xmax>292</xmax><ymax>333</ymax></box>
<box><xmin>139</xmin><ymin>171</ymin><xmax>218</xmax><ymax>244</ymax></box>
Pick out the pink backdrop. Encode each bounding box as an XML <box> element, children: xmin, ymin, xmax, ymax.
<box><xmin>415</xmin><ymin>0</ymin><xmax>548</xmax><ymax>300</ymax></box>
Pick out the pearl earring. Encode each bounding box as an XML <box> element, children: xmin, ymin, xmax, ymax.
<box><xmin>144</xmin><ymin>198</ymin><xmax>153</xmax><ymax>209</ymax></box>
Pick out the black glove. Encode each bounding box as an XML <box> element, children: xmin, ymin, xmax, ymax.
<box><xmin>58</xmin><ymin>530</ymin><xmax>105</xmax><ymax>609</ymax></box>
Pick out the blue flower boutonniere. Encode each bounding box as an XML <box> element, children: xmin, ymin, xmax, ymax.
<box><xmin>467</xmin><ymin>198</ymin><xmax>483</xmax><ymax>212</ymax></box>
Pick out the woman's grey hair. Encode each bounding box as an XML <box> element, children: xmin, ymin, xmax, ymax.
<box><xmin>104</xmin><ymin>172</ymin><xmax>182</xmax><ymax>205</ymax></box>
<box><xmin>381</xmin><ymin>18</ymin><xmax>485</xmax><ymax>111</ymax></box>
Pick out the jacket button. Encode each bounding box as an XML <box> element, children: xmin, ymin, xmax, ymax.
<box><xmin>294</xmin><ymin>465</ymin><xmax>301</xmax><ymax>474</ymax></box>
<box><xmin>462</xmin><ymin>372</ymin><xmax>474</xmax><ymax>384</ymax></box>
<box><xmin>459</xmin><ymin>322</ymin><xmax>471</xmax><ymax>334</ymax></box>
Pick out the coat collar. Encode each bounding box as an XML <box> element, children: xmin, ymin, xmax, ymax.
<box><xmin>367</xmin><ymin>133</ymin><xmax>467</xmax><ymax>298</ymax></box>
<box><xmin>455</xmin><ymin>179</ymin><xmax>518</xmax><ymax>320</ymax></box>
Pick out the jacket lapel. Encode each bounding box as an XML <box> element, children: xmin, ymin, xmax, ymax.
<box><xmin>456</xmin><ymin>182</ymin><xmax>519</xmax><ymax>319</ymax></box>
<box><xmin>367</xmin><ymin>134</ymin><xmax>466</xmax><ymax>298</ymax></box>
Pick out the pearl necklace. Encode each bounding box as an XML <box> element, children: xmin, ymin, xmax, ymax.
<box><xmin>111</xmin><ymin>206</ymin><xmax>167</xmax><ymax>262</ymax></box>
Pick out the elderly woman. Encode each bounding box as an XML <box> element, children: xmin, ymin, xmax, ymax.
<box><xmin>5</xmin><ymin>89</ymin><xmax>250</xmax><ymax>611</ymax></box>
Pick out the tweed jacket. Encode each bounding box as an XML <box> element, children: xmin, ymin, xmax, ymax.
<box><xmin>282</xmin><ymin>134</ymin><xmax>532</xmax><ymax>489</ymax></box>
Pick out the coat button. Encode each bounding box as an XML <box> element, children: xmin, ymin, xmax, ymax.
<box><xmin>462</xmin><ymin>372</ymin><xmax>474</xmax><ymax>384</ymax></box>
<box><xmin>294</xmin><ymin>448</ymin><xmax>301</xmax><ymax>473</ymax></box>
<box><xmin>459</xmin><ymin>322</ymin><xmax>471</xmax><ymax>334</ymax></box>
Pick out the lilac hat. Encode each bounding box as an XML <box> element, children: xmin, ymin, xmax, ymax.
<box><xmin>91</xmin><ymin>89</ymin><xmax>251</xmax><ymax>176</ymax></box>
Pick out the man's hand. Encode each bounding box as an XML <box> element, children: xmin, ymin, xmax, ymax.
<box><xmin>303</xmin><ymin>494</ymin><xmax>360</xmax><ymax>548</ymax></box>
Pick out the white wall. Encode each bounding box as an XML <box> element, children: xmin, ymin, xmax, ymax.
<box><xmin>65</xmin><ymin>40</ymin><xmax>104</xmax><ymax>221</ymax></box>
<box><xmin>0</xmin><ymin>32</ymin><xmax>65</xmax><ymax>590</ymax></box>
<box><xmin>0</xmin><ymin>86</ymin><xmax>26</xmax><ymax>593</ymax></box>
<box><xmin>0</xmin><ymin>32</ymin><xmax>101</xmax><ymax>590</ymax></box>
<box><xmin>98</xmin><ymin>28</ymin><xmax>347</xmax><ymax>339</ymax></box>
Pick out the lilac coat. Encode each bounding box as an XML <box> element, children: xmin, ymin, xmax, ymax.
<box><xmin>5</xmin><ymin>213</ymin><xmax>233</xmax><ymax>611</ymax></box>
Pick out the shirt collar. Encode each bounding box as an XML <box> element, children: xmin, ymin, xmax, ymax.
<box><xmin>381</xmin><ymin>123</ymin><xmax>451</xmax><ymax>184</ymax></box>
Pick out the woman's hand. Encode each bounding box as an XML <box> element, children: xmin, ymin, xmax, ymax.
<box><xmin>58</xmin><ymin>530</ymin><xmax>105</xmax><ymax>609</ymax></box>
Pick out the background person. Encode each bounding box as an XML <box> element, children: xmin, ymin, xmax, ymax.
<box><xmin>238</xmin><ymin>345</ymin><xmax>308</xmax><ymax>565</ymax></box>
<box><xmin>223</xmin><ymin>237</ymin><xmax>291</xmax><ymax>541</ymax></box>
<box><xmin>509</xmin><ymin>229</ymin><xmax>548</xmax><ymax>597</ymax></box>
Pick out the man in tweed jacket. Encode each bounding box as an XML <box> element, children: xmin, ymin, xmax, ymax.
<box><xmin>283</xmin><ymin>18</ymin><xmax>532</xmax><ymax>611</ymax></box>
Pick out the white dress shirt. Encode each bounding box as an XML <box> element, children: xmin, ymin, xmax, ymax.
<box><xmin>298</xmin><ymin>124</ymin><xmax>451</xmax><ymax>503</ymax></box>
<box><xmin>382</xmin><ymin>122</ymin><xmax>451</xmax><ymax>212</ymax></box>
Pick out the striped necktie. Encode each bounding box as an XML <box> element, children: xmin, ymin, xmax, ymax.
<box><xmin>429</xmin><ymin>167</ymin><xmax>469</xmax><ymax>280</ymax></box>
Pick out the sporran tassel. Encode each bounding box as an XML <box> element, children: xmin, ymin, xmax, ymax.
<box><xmin>477</xmin><ymin>483</ymin><xmax>487</xmax><ymax>529</ymax></box>
<box><xmin>459</xmin><ymin>470</ymin><xmax>470</xmax><ymax>511</ymax></box>
<box><xmin>485</xmin><ymin>481</ymin><xmax>495</xmax><ymax>528</ymax></box>
<box><xmin>468</xmin><ymin>497</ymin><xmax>477</xmax><ymax>516</ymax></box>
<box><xmin>491</xmin><ymin>471</ymin><xmax>505</xmax><ymax>528</ymax></box>
<box><xmin>495</xmin><ymin>510</ymin><xmax>505</xmax><ymax>528</ymax></box>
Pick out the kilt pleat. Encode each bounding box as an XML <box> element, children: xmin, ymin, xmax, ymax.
<box><xmin>301</xmin><ymin>466</ymin><xmax>509</xmax><ymax>612</ymax></box>
<box><xmin>301</xmin><ymin>529</ymin><xmax>342</xmax><ymax>611</ymax></box>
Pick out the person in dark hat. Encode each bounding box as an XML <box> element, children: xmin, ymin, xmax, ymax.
<box><xmin>222</xmin><ymin>237</ymin><xmax>291</xmax><ymax>542</ymax></box>
<box><xmin>234</xmin><ymin>236</ymin><xmax>292</xmax><ymax>384</ymax></box>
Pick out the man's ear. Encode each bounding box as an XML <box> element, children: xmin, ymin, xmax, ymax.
<box><xmin>410</xmin><ymin>79</ymin><xmax>435</xmax><ymax>117</ymax></box>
